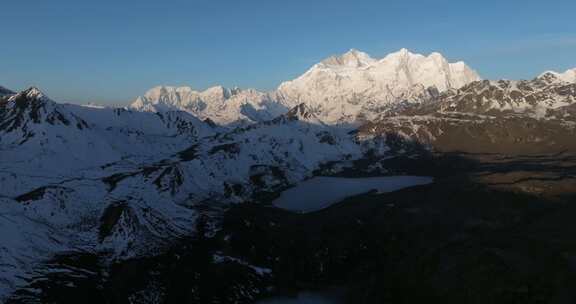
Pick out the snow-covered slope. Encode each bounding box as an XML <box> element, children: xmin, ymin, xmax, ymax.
<box><xmin>0</xmin><ymin>87</ymin><xmax>215</xmax><ymax>197</ymax></box>
<box><xmin>130</xmin><ymin>49</ymin><xmax>481</xmax><ymax>126</ymax></box>
<box><xmin>0</xmin><ymin>91</ymin><xmax>216</xmax><ymax>298</ymax></box>
<box><xmin>0</xmin><ymin>89</ymin><xmax>378</xmax><ymax>301</ymax></box>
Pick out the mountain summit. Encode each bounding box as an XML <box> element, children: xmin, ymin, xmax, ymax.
<box><xmin>320</xmin><ymin>48</ymin><xmax>376</xmax><ymax>68</ymax></box>
<box><xmin>278</xmin><ymin>48</ymin><xmax>480</xmax><ymax>97</ymax></box>
<box><xmin>277</xmin><ymin>48</ymin><xmax>480</xmax><ymax>123</ymax></box>
<box><xmin>540</xmin><ymin>68</ymin><xmax>576</xmax><ymax>83</ymax></box>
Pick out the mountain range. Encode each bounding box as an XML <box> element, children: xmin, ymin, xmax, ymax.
<box><xmin>1</xmin><ymin>48</ymin><xmax>575</xmax><ymax>302</ymax></box>
<box><xmin>130</xmin><ymin>49</ymin><xmax>481</xmax><ymax>126</ymax></box>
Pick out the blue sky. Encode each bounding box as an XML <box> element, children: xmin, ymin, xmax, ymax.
<box><xmin>1</xmin><ymin>0</ymin><xmax>575</xmax><ymax>104</ymax></box>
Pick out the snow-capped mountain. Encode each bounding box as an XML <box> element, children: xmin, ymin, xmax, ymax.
<box><xmin>130</xmin><ymin>49</ymin><xmax>481</xmax><ymax>126</ymax></box>
<box><xmin>130</xmin><ymin>85</ymin><xmax>287</xmax><ymax>126</ymax></box>
<box><xmin>0</xmin><ymin>87</ymin><xmax>90</xmax><ymax>145</ymax></box>
<box><xmin>0</xmin><ymin>91</ymin><xmax>220</xmax><ymax>297</ymax></box>
<box><xmin>540</xmin><ymin>68</ymin><xmax>576</xmax><ymax>84</ymax></box>
<box><xmin>276</xmin><ymin>48</ymin><xmax>480</xmax><ymax>124</ymax></box>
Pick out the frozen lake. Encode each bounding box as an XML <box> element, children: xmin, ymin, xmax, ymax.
<box><xmin>273</xmin><ymin>176</ymin><xmax>433</xmax><ymax>213</ymax></box>
<box><xmin>256</xmin><ymin>290</ymin><xmax>344</xmax><ymax>304</ymax></box>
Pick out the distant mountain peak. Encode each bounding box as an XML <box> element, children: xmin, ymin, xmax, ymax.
<box><xmin>131</xmin><ymin>48</ymin><xmax>482</xmax><ymax>125</ymax></box>
<box><xmin>537</xmin><ymin>72</ymin><xmax>561</xmax><ymax>85</ymax></box>
<box><xmin>131</xmin><ymin>85</ymin><xmax>284</xmax><ymax>126</ymax></box>
<box><xmin>277</xmin><ymin>48</ymin><xmax>481</xmax><ymax>124</ymax></box>
<box><xmin>539</xmin><ymin>68</ymin><xmax>576</xmax><ymax>84</ymax></box>
<box><xmin>7</xmin><ymin>87</ymin><xmax>54</xmax><ymax>109</ymax></box>
<box><xmin>387</xmin><ymin>47</ymin><xmax>411</xmax><ymax>57</ymax></box>
<box><xmin>20</xmin><ymin>87</ymin><xmax>49</xmax><ymax>101</ymax></box>
<box><xmin>320</xmin><ymin>48</ymin><xmax>375</xmax><ymax>68</ymax></box>
<box><xmin>0</xmin><ymin>87</ymin><xmax>91</xmax><ymax>136</ymax></box>
<box><xmin>381</xmin><ymin>48</ymin><xmax>424</xmax><ymax>61</ymax></box>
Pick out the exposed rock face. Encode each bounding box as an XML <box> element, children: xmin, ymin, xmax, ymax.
<box><xmin>359</xmin><ymin>74</ymin><xmax>576</xmax><ymax>155</ymax></box>
<box><xmin>421</xmin><ymin>77</ymin><xmax>576</xmax><ymax>116</ymax></box>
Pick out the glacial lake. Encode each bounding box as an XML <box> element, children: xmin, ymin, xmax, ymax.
<box><xmin>273</xmin><ymin>176</ymin><xmax>433</xmax><ymax>213</ymax></box>
<box><xmin>256</xmin><ymin>290</ymin><xmax>345</xmax><ymax>304</ymax></box>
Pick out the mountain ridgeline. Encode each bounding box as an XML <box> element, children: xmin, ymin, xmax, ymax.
<box><xmin>130</xmin><ymin>49</ymin><xmax>481</xmax><ymax>126</ymax></box>
<box><xmin>1</xmin><ymin>49</ymin><xmax>576</xmax><ymax>303</ymax></box>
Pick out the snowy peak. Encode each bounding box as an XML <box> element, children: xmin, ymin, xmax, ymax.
<box><xmin>136</xmin><ymin>85</ymin><xmax>235</xmax><ymax>109</ymax></box>
<box><xmin>14</xmin><ymin>87</ymin><xmax>50</xmax><ymax>103</ymax></box>
<box><xmin>537</xmin><ymin>72</ymin><xmax>560</xmax><ymax>85</ymax></box>
<box><xmin>540</xmin><ymin>68</ymin><xmax>576</xmax><ymax>84</ymax></box>
<box><xmin>0</xmin><ymin>87</ymin><xmax>89</xmax><ymax>134</ymax></box>
<box><xmin>380</xmin><ymin>48</ymin><xmax>420</xmax><ymax>63</ymax></box>
<box><xmin>320</xmin><ymin>49</ymin><xmax>376</xmax><ymax>68</ymax></box>
<box><xmin>131</xmin><ymin>85</ymin><xmax>215</xmax><ymax>114</ymax></box>
<box><xmin>280</xmin><ymin>48</ymin><xmax>481</xmax><ymax>93</ymax></box>
<box><xmin>378</xmin><ymin>49</ymin><xmax>480</xmax><ymax>90</ymax></box>
<box><xmin>2</xmin><ymin>87</ymin><xmax>56</xmax><ymax>114</ymax></box>
<box><xmin>131</xmin><ymin>85</ymin><xmax>287</xmax><ymax>126</ymax></box>
<box><xmin>202</xmin><ymin>85</ymin><xmax>240</xmax><ymax>100</ymax></box>
<box><xmin>276</xmin><ymin>48</ymin><xmax>481</xmax><ymax>124</ymax></box>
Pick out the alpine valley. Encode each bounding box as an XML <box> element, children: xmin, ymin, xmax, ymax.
<box><xmin>2</xmin><ymin>49</ymin><xmax>576</xmax><ymax>303</ymax></box>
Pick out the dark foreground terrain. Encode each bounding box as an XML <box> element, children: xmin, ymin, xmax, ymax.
<box><xmin>8</xmin><ymin>152</ymin><xmax>576</xmax><ymax>303</ymax></box>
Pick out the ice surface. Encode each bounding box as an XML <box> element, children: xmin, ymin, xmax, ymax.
<box><xmin>256</xmin><ymin>290</ymin><xmax>344</xmax><ymax>304</ymax></box>
<box><xmin>273</xmin><ymin>176</ymin><xmax>433</xmax><ymax>213</ymax></box>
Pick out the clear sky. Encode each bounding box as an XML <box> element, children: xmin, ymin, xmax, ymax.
<box><xmin>1</xmin><ymin>0</ymin><xmax>575</xmax><ymax>105</ymax></box>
